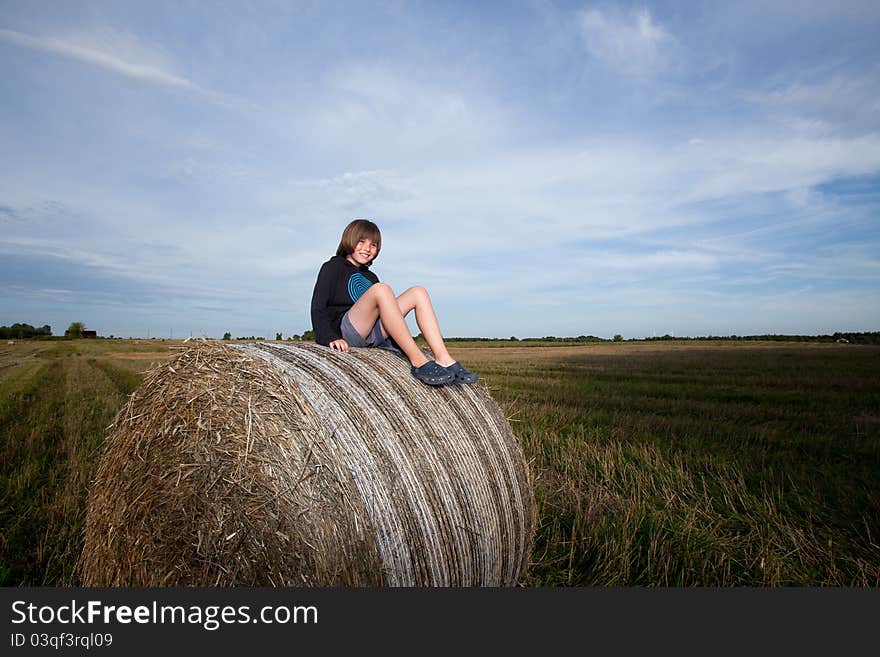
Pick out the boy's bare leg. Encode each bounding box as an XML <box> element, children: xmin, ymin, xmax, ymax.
<box><xmin>395</xmin><ymin>286</ymin><xmax>455</xmax><ymax>367</ymax></box>
<box><xmin>346</xmin><ymin>283</ymin><xmax>430</xmax><ymax>367</ymax></box>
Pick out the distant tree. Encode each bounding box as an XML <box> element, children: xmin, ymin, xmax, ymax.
<box><xmin>290</xmin><ymin>334</ymin><xmax>301</xmax><ymax>341</ymax></box>
<box><xmin>301</xmin><ymin>330</ymin><xmax>315</xmax><ymax>342</ymax></box>
<box><xmin>276</xmin><ymin>332</ymin><xmax>283</xmax><ymax>341</ymax></box>
<box><xmin>66</xmin><ymin>321</ymin><xmax>86</xmax><ymax>338</ymax></box>
<box><xmin>223</xmin><ymin>332</ymin><xmax>232</xmax><ymax>340</ymax></box>
<box><xmin>510</xmin><ymin>336</ymin><xmax>518</xmax><ymax>341</ymax></box>
<box><xmin>613</xmin><ymin>334</ymin><xmax>623</xmax><ymax>342</ymax></box>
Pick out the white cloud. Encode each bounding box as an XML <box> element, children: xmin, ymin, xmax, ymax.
<box><xmin>380</xmin><ymin>130</ymin><xmax>880</xmax><ymax>237</ymax></box>
<box><xmin>758</xmin><ymin>72</ymin><xmax>880</xmax><ymax>136</ymax></box>
<box><xmin>253</xmin><ymin>124</ymin><xmax>880</xmax><ymax>295</ymax></box>
<box><xmin>292</xmin><ymin>170</ymin><xmax>415</xmax><ymax>211</ymax></box>
<box><xmin>679</xmin><ymin>134</ymin><xmax>880</xmax><ymax>203</ymax></box>
<box><xmin>165</xmin><ymin>157</ymin><xmax>255</xmax><ymax>185</ymax></box>
<box><xmin>275</xmin><ymin>62</ymin><xmax>512</xmax><ymax>166</ymax></box>
<box><xmin>588</xmin><ymin>250</ymin><xmax>719</xmax><ymax>271</ymax></box>
<box><xmin>578</xmin><ymin>7</ymin><xmax>679</xmax><ymax>76</ymax></box>
<box><xmin>0</xmin><ymin>27</ymin><xmax>251</xmax><ymax>109</ymax></box>
<box><xmin>0</xmin><ymin>28</ymin><xmax>200</xmax><ymax>89</ymax></box>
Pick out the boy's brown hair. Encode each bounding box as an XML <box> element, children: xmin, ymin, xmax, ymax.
<box><xmin>336</xmin><ymin>219</ymin><xmax>382</xmax><ymax>264</ymax></box>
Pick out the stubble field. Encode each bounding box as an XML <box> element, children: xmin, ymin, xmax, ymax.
<box><xmin>1</xmin><ymin>338</ymin><xmax>878</xmax><ymax>586</ymax></box>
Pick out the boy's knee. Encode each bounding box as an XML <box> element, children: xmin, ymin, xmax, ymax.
<box><xmin>409</xmin><ymin>285</ymin><xmax>428</xmax><ymax>298</ymax></box>
<box><xmin>371</xmin><ymin>282</ymin><xmax>394</xmax><ymax>296</ymax></box>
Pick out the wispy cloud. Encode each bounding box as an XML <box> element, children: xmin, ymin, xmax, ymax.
<box><xmin>578</xmin><ymin>7</ymin><xmax>679</xmax><ymax>76</ymax></box>
<box><xmin>0</xmin><ymin>28</ymin><xmax>200</xmax><ymax>90</ymax></box>
<box><xmin>277</xmin><ymin>62</ymin><xmax>512</xmax><ymax>166</ymax></box>
<box><xmin>292</xmin><ymin>170</ymin><xmax>415</xmax><ymax>211</ymax></box>
<box><xmin>0</xmin><ymin>26</ymin><xmax>253</xmax><ymax>109</ymax></box>
<box><xmin>758</xmin><ymin>72</ymin><xmax>880</xmax><ymax>137</ymax></box>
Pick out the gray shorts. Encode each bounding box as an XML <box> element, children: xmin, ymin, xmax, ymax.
<box><xmin>340</xmin><ymin>311</ymin><xmax>396</xmax><ymax>349</ymax></box>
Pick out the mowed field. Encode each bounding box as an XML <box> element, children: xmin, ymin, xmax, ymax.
<box><xmin>1</xmin><ymin>338</ymin><xmax>878</xmax><ymax>586</ymax></box>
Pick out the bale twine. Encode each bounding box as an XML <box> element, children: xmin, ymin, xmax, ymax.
<box><xmin>79</xmin><ymin>341</ymin><xmax>535</xmax><ymax>586</ymax></box>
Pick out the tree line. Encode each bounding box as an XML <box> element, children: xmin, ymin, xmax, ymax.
<box><xmin>642</xmin><ymin>331</ymin><xmax>880</xmax><ymax>345</ymax></box>
<box><xmin>0</xmin><ymin>323</ymin><xmax>52</xmax><ymax>339</ymax></box>
<box><xmin>218</xmin><ymin>331</ymin><xmax>880</xmax><ymax>344</ymax></box>
<box><xmin>223</xmin><ymin>330</ymin><xmax>315</xmax><ymax>341</ymax></box>
<box><xmin>1</xmin><ymin>322</ymin><xmax>93</xmax><ymax>339</ymax></box>
<box><xmin>6</xmin><ymin>323</ymin><xmax>876</xmax><ymax>344</ymax></box>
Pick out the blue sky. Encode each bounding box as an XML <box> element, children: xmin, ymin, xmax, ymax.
<box><xmin>1</xmin><ymin>1</ymin><xmax>879</xmax><ymax>339</ymax></box>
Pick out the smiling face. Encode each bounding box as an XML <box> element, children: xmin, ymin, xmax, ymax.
<box><xmin>336</xmin><ymin>219</ymin><xmax>382</xmax><ymax>265</ymax></box>
<box><xmin>336</xmin><ymin>219</ymin><xmax>382</xmax><ymax>267</ymax></box>
<box><xmin>346</xmin><ymin>237</ymin><xmax>379</xmax><ymax>267</ymax></box>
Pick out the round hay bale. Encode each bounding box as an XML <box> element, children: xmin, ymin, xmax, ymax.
<box><xmin>79</xmin><ymin>341</ymin><xmax>535</xmax><ymax>586</ymax></box>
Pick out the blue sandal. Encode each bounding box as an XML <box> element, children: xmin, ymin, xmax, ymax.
<box><xmin>444</xmin><ymin>361</ymin><xmax>478</xmax><ymax>384</ymax></box>
<box><xmin>411</xmin><ymin>360</ymin><xmax>455</xmax><ymax>386</ymax></box>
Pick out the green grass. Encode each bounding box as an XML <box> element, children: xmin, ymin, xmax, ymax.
<box><xmin>1</xmin><ymin>339</ymin><xmax>878</xmax><ymax>585</ymax></box>
<box><xmin>462</xmin><ymin>343</ymin><xmax>880</xmax><ymax>585</ymax></box>
<box><xmin>0</xmin><ymin>340</ymin><xmax>166</xmax><ymax>585</ymax></box>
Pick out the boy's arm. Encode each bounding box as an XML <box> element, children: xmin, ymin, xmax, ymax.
<box><xmin>310</xmin><ymin>261</ymin><xmax>341</xmax><ymax>346</ymax></box>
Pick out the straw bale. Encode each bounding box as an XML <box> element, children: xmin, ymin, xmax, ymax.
<box><xmin>78</xmin><ymin>341</ymin><xmax>534</xmax><ymax>586</ymax></box>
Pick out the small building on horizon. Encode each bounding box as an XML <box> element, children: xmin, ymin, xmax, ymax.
<box><xmin>65</xmin><ymin>329</ymin><xmax>97</xmax><ymax>339</ymax></box>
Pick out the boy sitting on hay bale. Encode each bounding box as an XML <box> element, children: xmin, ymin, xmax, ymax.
<box><xmin>311</xmin><ymin>219</ymin><xmax>478</xmax><ymax>387</ymax></box>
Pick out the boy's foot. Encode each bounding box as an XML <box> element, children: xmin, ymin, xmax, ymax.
<box><xmin>411</xmin><ymin>360</ymin><xmax>455</xmax><ymax>386</ymax></box>
<box><xmin>443</xmin><ymin>361</ymin><xmax>478</xmax><ymax>384</ymax></box>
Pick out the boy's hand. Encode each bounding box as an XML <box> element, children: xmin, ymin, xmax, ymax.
<box><xmin>329</xmin><ymin>339</ymin><xmax>350</xmax><ymax>352</ymax></box>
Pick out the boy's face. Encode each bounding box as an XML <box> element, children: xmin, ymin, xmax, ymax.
<box><xmin>346</xmin><ymin>237</ymin><xmax>378</xmax><ymax>266</ymax></box>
